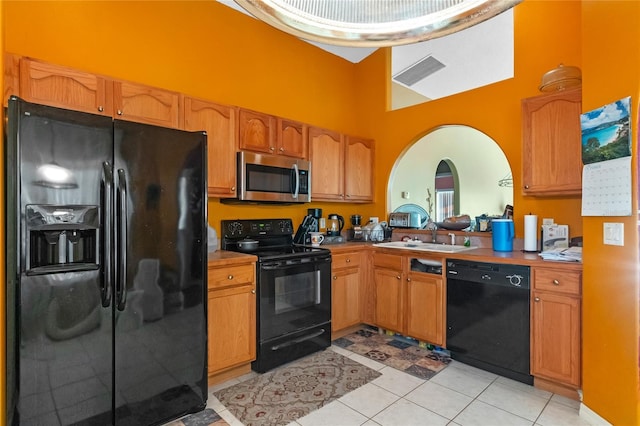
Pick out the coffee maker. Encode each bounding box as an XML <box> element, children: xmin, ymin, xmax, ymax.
<box><xmin>347</xmin><ymin>214</ymin><xmax>364</xmax><ymax>241</ymax></box>
<box><xmin>306</xmin><ymin>208</ymin><xmax>322</xmax><ymax>233</ymax></box>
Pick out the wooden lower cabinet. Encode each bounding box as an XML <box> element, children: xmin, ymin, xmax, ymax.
<box><xmin>374</xmin><ymin>267</ymin><xmax>404</xmax><ymax>332</ymax></box>
<box><xmin>530</xmin><ymin>266</ymin><xmax>581</xmax><ymax>391</ymax></box>
<box><xmin>207</xmin><ymin>259</ymin><xmax>256</xmax><ymax>382</ymax></box>
<box><xmin>372</xmin><ymin>252</ymin><xmax>444</xmax><ymax>346</ymax></box>
<box><xmin>331</xmin><ymin>250</ymin><xmax>362</xmax><ymax>334</ymax></box>
<box><xmin>406</xmin><ymin>271</ymin><xmax>444</xmax><ymax>346</ymax></box>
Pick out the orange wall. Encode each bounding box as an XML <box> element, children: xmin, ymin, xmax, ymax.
<box><xmin>1</xmin><ymin>2</ymin><xmax>5</xmax><ymax>424</ymax></box>
<box><xmin>2</xmin><ymin>0</ymin><xmax>378</xmax><ymax>230</ymax></box>
<box><xmin>4</xmin><ymin>1</ymin><xmax>636</xmax><ymax>424</ymax></box>
<box><xmin>581</xmin><ymin>2</ymin><xmax>640</xmax><ymax>424</ymax></box>
<box><xmin>2</xmin><ymin>0</ymin><xmax>584</xmax><ymax>236</ymax></box>
<box><xmin>355</xmin><ymin>0</ymin><xmax>583</xmax><ymax>237</ymax></box>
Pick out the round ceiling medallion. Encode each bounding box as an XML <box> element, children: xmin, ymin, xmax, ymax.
<box><xmin>234</xmin><ymin>0</ymin><xmax>522</xmax><ymax>47</ymax></box>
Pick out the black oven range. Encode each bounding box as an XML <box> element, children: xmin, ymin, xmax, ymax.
<box><xmin>221</xmin><ymin>218</ymin><xmax>332</xmax><ymax>373</ymax></box>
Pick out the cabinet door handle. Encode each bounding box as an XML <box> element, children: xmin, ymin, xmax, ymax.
<box><xmin>333</xmin><ymin>275</ymin><xmax>337</xmax><ymax>280</ymax></box>
<box><xmin>231</xmin><ymin>186</ymin><xmax>236</xmax><ymax>192</ymax></box>
<box><xmin>279</xmin><ymin>147</ymin><xmax>284</xmax><ymax>152</ymax></box>
<box><xmin>346</xmin><ymin>258</ymin><xmax>351</xmax><ymax>263</ymax></box>
<box><xmin>117</xmin><ymin>109</ymin><xmax>123</xmax><ymax>115</ymax></box>
<box><xmin>228</xmin><ymin>274</ymin><xmax>234</xmax><ymax>280</ymax></box>
<box><xmin>269</xmin><ymin>146</ymin><xmax>275</xmax><ymax>151</ymax></box>
<box><xmin>251</xmin><ymin>289</ymin><xmax>256</xmax><ymax>294</ymax></box>
<box><xmin>524</xmin><ymin>185</ymin><xmax>529</xmax><ymax>189</ymax></box>
<box><xmin>552</xmin><ymin>279</ymin><xmax>560</xmax><ymax>285</ymax></box>
<box><xmin>98</xmin><ymin>105</ymin><xmax>104</xmax><ymax>112</ymax></box>
<box><xmin>396</xmin><ymin>275</ymin><xmax>401</xmax><ymax>280</ymax></box>
<box><xmin>407</xmin><ymin>277</ymin><xmax>411</xmax><ymax>282</ymax></box>
<box><xmin>534</xmin><ymin>297</ymin><xmax>540</xmax><ymax>302</ymax></box>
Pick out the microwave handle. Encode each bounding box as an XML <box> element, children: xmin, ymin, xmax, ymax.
<box><xmin>291</xmin><ymin>163</ymin><xmax>300</xmax><ymax>199</ymax></box>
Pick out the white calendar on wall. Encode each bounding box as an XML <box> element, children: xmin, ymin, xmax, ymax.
<box><xmin>580</xmin><ymin>96</ymin><xmax>632</xmax><ymax>217</ymax></box>
<box><xmin>582</xmin><ymin>156</ymin><xmax>632</xmax><ymax>216</ymax></box>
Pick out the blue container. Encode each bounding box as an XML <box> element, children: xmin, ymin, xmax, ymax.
<box><xmin>492</xmin><ymin>219</ymin><xmax>514</xmax><ymax>252</ymax></box>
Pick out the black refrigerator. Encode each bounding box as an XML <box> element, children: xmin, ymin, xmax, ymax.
<box><xmin>5</xmin><ymin>96</ymin><xmax>208</xmax><ymax>425</ymax></box>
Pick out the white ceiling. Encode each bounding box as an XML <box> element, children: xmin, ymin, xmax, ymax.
<box><xmin>218</xmin><ymin>1</ymin><xmax>514</xmax><ymax>105</ymax></box>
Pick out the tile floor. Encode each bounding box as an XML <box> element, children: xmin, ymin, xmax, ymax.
<box><xmin>205</xmin><ymin>345</ymin><xmax>592</xmax><ymax>426</ymax></box>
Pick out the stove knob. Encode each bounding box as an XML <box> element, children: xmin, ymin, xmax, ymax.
<box><xmin>228</xmin><ymin>221</ymin><xmax>243</xmax><ymax>236</ymax></box>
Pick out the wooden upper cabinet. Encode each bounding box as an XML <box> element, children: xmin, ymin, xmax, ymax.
<box><xmin>309</xmin><ymin>126</ymin><xmax>344</xmax><ymax>201</ymax></box>
<box><xmin>238</xmin><ymin>110</ymin><xmax>307</xmax><ymax>159</ymax></box>
<box><xmin>184</xmin><ymin>97</ymin><xmax>238</xmax><ymax>197</ymax></box>
<box><xmin>277</xmin><ymin>118</ymin><xmax>308</xmax><ymax>159</ymax></box>
<box><xmin>19</xmin><ymin>57</ymin><xmax>113</xmax><ymax>116</ymax></box>
<box><xmin>113</xmin><ymin>80</ymin><xmax>182</xmax><ymax>128</ymax></box>
<box><xmin>18</xmin><ymin>57</ymin><xmax>182</xmax><ymax>128</ymax></box>
<box><xmin>4</xmin><ymin>53</ymin><xmax>21</xmax><ymax>106</ymax></box>
<box><xmin>345</xmin><ymin>136</ymin><xmax>374</xmax><ymax>202</ymax></box>
<box><xmin>522</xmin><ymin>87</ymin><xmax>582</xmax><ymax>195</ymax></box>
<box><xmin>238</xmin><ymin>109</ymin><xmax>276</xmax><ymax>154</ymax></box>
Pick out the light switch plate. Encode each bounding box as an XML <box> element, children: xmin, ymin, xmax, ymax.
<box><xmin>603</xmin><ymin>222</ymin><xmax>624</xmax><ymax>246</ymax></box>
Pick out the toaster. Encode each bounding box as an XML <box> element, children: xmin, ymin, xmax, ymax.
<box><xmin>388</xmin><ymin>212</ymin><xmax>422</xmax><ymax>228</ymax></box>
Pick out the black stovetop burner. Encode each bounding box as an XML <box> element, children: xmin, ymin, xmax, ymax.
<box><xmin>221</xmin><ymin>218</ymin><xmax>330</xmax><ymax>261</ymax></box>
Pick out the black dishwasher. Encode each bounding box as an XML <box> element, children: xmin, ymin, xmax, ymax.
<box><xmin>446</xmin><ymin>259</ymin><xmax>532</xmax><ymax>384</ymax></box>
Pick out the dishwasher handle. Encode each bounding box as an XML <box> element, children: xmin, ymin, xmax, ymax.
<box><xmin>446</xmin><ymin>259</ymin><xmax>530</xmax><ymax>289</ymax></box>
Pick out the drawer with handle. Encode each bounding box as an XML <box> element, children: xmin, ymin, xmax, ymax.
<box><xmin>332</xmin><ymin>252</ymin><xmax>361</xmax><ymax>270</ymax></box>
<box><xmin>532</xmin><ymin>267</ymin><xmax>581</xmax><ymax>295</ymax></box>
<box><xmin>208</xmin><ymin>263</ymin><xmax>255</xmax><ymax>290</ymax></box>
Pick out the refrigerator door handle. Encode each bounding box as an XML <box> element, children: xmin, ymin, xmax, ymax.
<box><xmin>116</xmin><ymin>168</ymin><xmax>128</xmax><ymax>311</ymax></box>
<box><xmin>101</xmin><ymin>162</ymin><xmax>113</xmax><ymax>307</ymax></box>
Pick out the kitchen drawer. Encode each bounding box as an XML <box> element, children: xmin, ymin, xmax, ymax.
<box><xmin>209</xmin><ymin>263</ymin><xmax>255</xmax><ymax>290</ymax></box>
<box><xmin>532</xmin><ymin>267</ymin><xmax>581</xmax><ymax>295</ymax></box>
<box><xmin>332</xmin><ymin>252</ymin><xmax>361</xmax><ymax>270</ymax></box>
<box><xmin>373</xmin><ymin>252</ymin><xmax>403</xmax><ymax>270</ymax></box>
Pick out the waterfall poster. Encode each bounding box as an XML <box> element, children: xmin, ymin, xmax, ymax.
<box><xmin>581</xmin><ymin>96</ymin><xmax>632</xmax><ymax>216</ymax></box>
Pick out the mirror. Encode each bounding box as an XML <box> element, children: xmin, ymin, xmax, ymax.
<box><xmin>388</xmin><ymin>125</ymin><xmax>513</xmax><ymax>226</ymax></box>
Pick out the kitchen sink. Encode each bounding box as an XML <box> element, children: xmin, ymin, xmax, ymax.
<box><xmin>373</xmin><ymin>240</ymin><xmax>477</xmax><ymax>253</ymax></box>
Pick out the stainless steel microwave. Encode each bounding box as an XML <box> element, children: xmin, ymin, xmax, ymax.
<box><xmin>232</xmin><ymin>151</ymin><xmax>311</xmax><ymax>203</ymax></box>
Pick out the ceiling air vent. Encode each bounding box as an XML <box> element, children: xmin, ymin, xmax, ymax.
<box><xmin>393</xmin><ymin>55</ymin><xmax>446</xmax><ymax>86</ymax></box>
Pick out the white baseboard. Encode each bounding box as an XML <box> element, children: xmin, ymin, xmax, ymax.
<box><xmin>580</xmin><ymin>402</ymin><xmax>612</xmax><ymax>425</ymax></box>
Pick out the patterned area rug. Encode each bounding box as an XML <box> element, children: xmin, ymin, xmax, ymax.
<box><xmin>213</xmin><ymin>349</ymin><xmax>381</xmax><ymax>426</ymax></box>
<box><xmin>333</xmin><ymin>328</ymin><xmax>451</xmax><ymax>380</ymax></box>
<box><xmin>167</xmin><ymin>408</ymin><xmax>229</xmax><ymax>426</ymax></box>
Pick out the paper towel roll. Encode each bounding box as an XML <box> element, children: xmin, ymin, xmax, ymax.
<box><xmin>524</xmin><ymin>215</ymin><xmax>538</xmax><ymax>252</ymax></box>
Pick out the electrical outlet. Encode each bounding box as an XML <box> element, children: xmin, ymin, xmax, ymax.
<box><xmin>603</xmin><ymin>222</ymin><xmax>624</xmax><ymax>246</ymax></box>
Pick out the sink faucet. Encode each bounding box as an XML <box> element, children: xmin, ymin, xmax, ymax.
<box><xmin>426</xmin><ymin>221</ymin><xmax>438</xmax><ymax>243</ymax></box>
<box><xmin>448</xmin><ymin>233</ymin><xmax>456</xmax><ymax>245</ymax></box>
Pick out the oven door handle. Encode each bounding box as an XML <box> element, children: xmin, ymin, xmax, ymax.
<box><xmin>260</xmin><ymin>260</ymin><xmax>307</xmax><ymax>270</ymax></box>
<box><xmin>260</xmin><ymin>257</ymin><xmax>330</xmax><ymax>271</ymax></box>
<box><xmin>270</xmin><ymin>328</ymin><xmax>325</xmax><ymax>351</ymax></box>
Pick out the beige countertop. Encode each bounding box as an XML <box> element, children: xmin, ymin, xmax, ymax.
<box><xmin>208</xmin><ymin>239</ymin><xmax>581</xmax><ymax>270</ymax></box>
<box><xmin>208</xmin><ymin>250</ymin><xmax>257</xmax><ymax>266</ymax></box>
